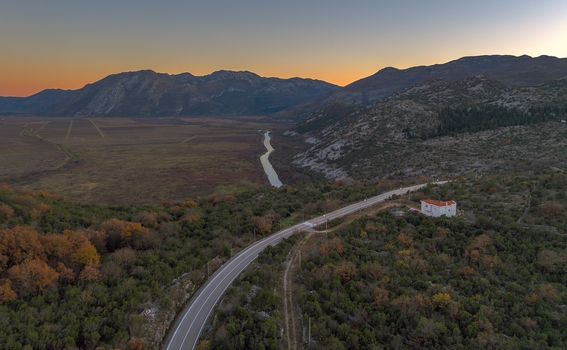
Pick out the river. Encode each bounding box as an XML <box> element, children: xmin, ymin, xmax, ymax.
<box><xmin>260</xmin><ymin>131</ymin><xmax>283</xmax><ymax>188</ymax></box>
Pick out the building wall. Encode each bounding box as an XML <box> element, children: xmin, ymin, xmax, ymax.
<box><xmin>421</xmin><ymin>201</ymin><xmax>457</xmax><ymax>217</ymax></box>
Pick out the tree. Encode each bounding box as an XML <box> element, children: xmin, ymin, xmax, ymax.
<box><xmin>79</xmin><ymin>265</ymin><xmax>101</xmax><ymax>282</ymax></box>
<box><xmin>182</xmin><ymin>209</ymin><xmax>203</xmax><ymax>226</ymax></box>
<box><xmin>0</xmin><ymin>253</ymin><xmax>7</xmax><ymax>272</ymax></box>
<box><xmin>101</xmin><ymin>219</ymin><xmax>151</xmax><ymax>250</ymax></box>
<box><xmin>416</xmin><ymin>317</ymin><xmax>448</xmax><ymax>343</ymax></box>
<box><xmin>85</xmin><ymin>229</ymin><xmax>108</xmax><ymax>254</ymax></box>
<box><xmin>133</xmin><ymin>212</ymin><xmax>160</xmax><ymax>229</ymax></box>
<box><xmin>101</xmin><ymin>261</ymin><xmax>124</xmax><ymax>282</ymax></box>
<box><xmin>122</xmin><ymin>222</ymin><xmax>150</xmax><ymax>241</ymax></box>
<box><xmin>128</xmin><ymin>337</ymin><xmax>146</xmax><ymax>350</ymax></box>
<box><xmin>541</xmin><ymin>201</ymin><xmax>564</xmax><ymax>218</ymax></box>
<box><xmin>320</xmin><ymin>238</ymin><xmax>345</xmax><ymax>257</ymax></box>
<box><xmin>398</xmin><ymin>232</ymin><xmax>414</xmax><ymax>247</ymax></box>
<box><xmin>0</xmin><ymin>280</ymin><xmax>17</xmax><ymax>303</ymax></box>
<box><xmin>373</xmin><ymin>287</ymin><xmax>390</xmax><ymax>308</ymax></box>
<box><xmin>72</xmin><ymin>242</ymin><xmax>100</xmax><ymax>267</ymax></box>
<box><xmin>7</xmin><ymin>259</ymin><xmax>59</xmax><ymax>296</ymax></box>
<box><xmin>183</xmin><ymin>199</ymin><xmax>198</xmax><ymax>209</ymax></box>
<box><xmin>459</xmin><ymin>266</ymin><xmax>476</xmax><ymax>278</ymax></box>
<box><xmin>321</xmin><ymin>199</ymin><xmax>341</xmax><ymax>213</ymax></box>
<box><xmin>56</xmin><ymin>262</ymin><xmax>75</xmax><ymax>282</ymax></box>
<box><xmin>0</xmin><ymin>203</ymin><xmax>14</xmax><ymax>223</ymax></box>
<box><xmin>431</xmin><ymin>293</ymin><xmax>452</xmax><ymax>308</ymax></box>
<box><xmin>334</xmin><ymin>261</ymin><xmax>357</xmax><ymax>283</ymax></box>
<box><xmin>196</xmin><ymin>340</ymin><xmax>210</xmax><ymax>350</ymax></box>
<box><xmin>466</xmin><ymin>234</ymin><xmax>492</xmax><ymax>263</ymax></box>
<box><xmin>110</xmin><ymin>247</ymin><xmax>137</xmax><ymax>267</ymax></box>
<box><xmin>0</xmin><ymin>226</ymin><xmax>45</xmax><ymax>268</ymax></box>
<box><xmin>537</xmin><ymin>250</ymin><xmax>566</xmax><ymax>272</ymax></box>
<box><xmin>330</xmin><ymin>238</ymin><xmax>345</xmax><ymax>256</ymax></box>
<box><xmin>362</xmin><ymin>263</ymin><xmax>388</xmax><ymax>280</ymax></box>
<box><xmin>64</xmin><ymin>230</ymin><xmax>90</xmax><ymax>249</ymax></box>
<box><xmin>251</xmin><ymin>216</ymin><xmax>273</xmax><ymax>235</ymax></box>
<box><xmin>42</xmin><ymin>234</ymin><xmax>73</xmax><ymax>261</ymax></box>
<box><xmin>538</xmin><ymin>283</ymin><xmax>560</xmax><ymax>301</ymax></box>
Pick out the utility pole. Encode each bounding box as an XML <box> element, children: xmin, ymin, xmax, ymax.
<box><xmin>308</xmin><ymin>317</ymin><xmax>311</xmax><ymax>347</ymax></box>
<box><xmin>325</xmin><ymin>214</ymin><xmax>328</xmax><ymax>238</ymax></box>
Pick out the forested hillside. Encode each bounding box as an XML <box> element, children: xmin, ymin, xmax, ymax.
<box><xmin>0</xmin><ymin>180</ymin><xmax>392</xmax><ymax>349</ymax></box>
<box><xmin>202</xmin><ymin>172</ymin><xmax>567</xmax><ymax>349</ymax></box>
<box><xmin>431</xmin><ymin>104</ymin><xmax>567</xmax><ymax>138</ymax></box>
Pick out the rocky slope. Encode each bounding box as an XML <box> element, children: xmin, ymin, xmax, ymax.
<box><xmin>0</xmin><ymin>70</ymin><xmax>339</xmax><ymax>117</ymax></box>
<box><xmin>292</xmin><ymin>76</ymin><xmax>567</xmax><ymax>179</ymax></box>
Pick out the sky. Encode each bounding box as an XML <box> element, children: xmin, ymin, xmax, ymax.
<box><xmin>1</xmin><ymin>0</ymin><xmax>566</xmax><ymax>96</ymax></box>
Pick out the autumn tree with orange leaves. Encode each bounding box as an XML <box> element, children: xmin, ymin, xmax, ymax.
<box><xmin>0</xmin><ymin>280</ymin><xmax>17</xmax><ymax>303</ymax></box>
<box><xmin>7</xmin><ymin>259</ymin><xmax>59</xmax><ymax>296</ymax></box>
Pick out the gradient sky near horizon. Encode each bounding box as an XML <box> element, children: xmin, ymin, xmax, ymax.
<box><xmin>1</xmin><ymin>0</ymin><xmax>566</xmax><ymax>96</ymax></box>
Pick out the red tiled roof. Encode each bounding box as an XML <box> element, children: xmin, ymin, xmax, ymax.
<box><xmin>422</xmin><ymin>199</ymin><xmax>456</xmax><ymax>207</ymax></box>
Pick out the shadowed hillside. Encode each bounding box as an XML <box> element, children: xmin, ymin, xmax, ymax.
<box><xmin>0</xmin><ymin>71</ymin><xmax>339</xmax><ymax>117</ymax></box>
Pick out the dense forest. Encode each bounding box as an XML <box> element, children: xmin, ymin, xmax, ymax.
<box><xmin>203</xmin><ymin>237</ymin><xmax>298</xmax><ymax>350</ymax></box>
<box><xmin>202</xmin><ymin>172</ymin><xmax>567</xmax><ymax>349</ymax></box>
<box><xmin>430</xmin><ymin>104</ymin><xmax>566</xmax><ymax>138</ymax></box>
<box><xmin>0</xmin><ymin>180</ymin><xmax>391</xmax><ymax>349</ymax></box>
<box><xmin>2</xmin><ymin>172</ymin><xmax>566</xmax><ymax>349</ymax></box>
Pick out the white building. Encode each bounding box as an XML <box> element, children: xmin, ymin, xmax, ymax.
<box><xmin>420</xmin><ymin>199</ymin><xmax>457</xmax><ymax>217</ymax></box>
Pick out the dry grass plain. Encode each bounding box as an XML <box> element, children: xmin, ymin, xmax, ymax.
<box><xmin>0</xmin><ymin>116</ymin><xmax>288</xmax><ymax>205</ymax></box>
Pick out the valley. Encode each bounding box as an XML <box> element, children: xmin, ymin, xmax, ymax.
<box><xmin>1</xmin><ymin>54</ymin><xmax>567</xmax><ymax>350</ymax></box>
<box><xmin>0</xmin><ymin>116</ymin><xmax>292</xmax><ymax>205</ymax></box>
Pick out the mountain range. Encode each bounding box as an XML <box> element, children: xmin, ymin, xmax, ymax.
<box><xmin>2</xmin><ymin>55</ymin><xmax>567</xmax><ymax>118</ymax></box>
<box><xmin>348</xmin><ymin>54</ymin><xmax>567</xmax><ymax>93</ymax></box>
<box><xmin>290</xmin><ymin>55</ymin><xmax>567</xmax><ymax>116</ymax></box>
<box><xmin>0</xmin><ymin>70</ymin><xmax>339</xmax><ymax>117</ymax></box>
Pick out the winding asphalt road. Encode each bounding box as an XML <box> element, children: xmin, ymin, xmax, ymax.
<box><xmin>164</xmin><ymin>181</ymin><xmax>447</xmax><ymax>350</ymax></box>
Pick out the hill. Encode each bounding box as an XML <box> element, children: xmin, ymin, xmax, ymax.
<box><xmin>270</xmin><ymin>55</ymin><xmax>567</xmax><ymax>122</ymax></box>
<box><xmin>0</xmin><ymin>180</ymin><xmax>388</xmax><ymax>349</ymax></box>
<box><xmin>283</xmin><ymin>54</ymin><xmax>567</xmax><ymax>122</ymax></box>
<box><xmin>291</xmin><ymin>74</ymin><xmax>567</xmax><ymax>180</ymax></box>
<box><xmin>202</xmin><ymin>172</ymin><xmax>567</xmax><ymax>349</ymax></box>
<box><xmin>318</xmin><ymin>55</ymin><xmax>567</xmax><ymax>108</ymax></box>
<box><xmin>0</xmin><ymin>70</ymin><xmax>339</xmax><ymax>117</ymax></box>
<box><xmin>348</xmin><ymin>55</ymin><xmax>567</xmax><ymax>95</ymax></box>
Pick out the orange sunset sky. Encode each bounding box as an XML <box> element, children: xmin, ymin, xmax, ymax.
<box><xmin>1</xmin><ymin>0</ymin><xmax>566</xmax><ymax>97</ymax></box>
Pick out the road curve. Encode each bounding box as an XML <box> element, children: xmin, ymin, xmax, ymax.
<box><xmin>164</xmin><ymin>181</ymin><xmax>447</xmax><ymax>350</ymax></box>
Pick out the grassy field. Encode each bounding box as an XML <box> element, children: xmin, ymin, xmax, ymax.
<box><xmin>0</xmin><ymin>116</ymin><xmax>290</xmax><ymax>205</ymax></box>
